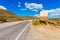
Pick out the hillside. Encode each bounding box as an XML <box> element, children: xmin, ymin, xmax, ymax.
<box><xmin>0</xmin><ymin>9</ymin><xmax>34</xmax><ymax>23</ymax></box>
<box><xmin>0</xmin><ymin>9</ymin><xmax>16</xmax><ymax>17</ymax></box>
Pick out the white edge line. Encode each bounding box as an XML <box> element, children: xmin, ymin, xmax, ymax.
<box><xmin>15</xmin><ymin>21</ymin><xmax>31</xmax><ymax>40</ymax></box>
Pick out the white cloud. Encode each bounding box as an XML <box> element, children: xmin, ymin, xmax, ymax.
<box><xmin>20</xmin><ymin>9</ymin><xmax>27</xmax><ymax>11</ymax></box>
<box><xmin>33</xmin><ymin>9</ymin><xmax>38</xmax><ymax>12</ymax></box>
<box><xmin>47</xmin><ymin>8</ymin><xmax>60</xmax><ymax>16</ymax></box>
<box><xmin>0</xmin><ymin>6</ymin><xmax>7</xmax><ymax>10</ymax></box>
<box><xmin>34</xmin><ymin>14</ymin><xmax>40</xmax><ymax>17</ymax></box>
<box><xmin>18</xmin><ymin>2</ymin><xmax>21</xmax><ymax>4</ymax></box>
<box><xmin>25</xmin><ymin>2</ymin><xmax>43</xmax><ymax>12</ymax></box>
<box><xmin>18</xmin><ymin>5</ymin><xmax>21</xmax><ymax>7</ymax></box>
<box><xmin>17</xmin><ymin>2</ymin><xmax>21</xmax><ymax>7</ymax></box>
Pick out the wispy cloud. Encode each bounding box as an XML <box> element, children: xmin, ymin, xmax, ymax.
<box><xmin>20</xmin><ymin>9</ymin><xmax>27</xmax><ymax>11</ymax></box>
<box><xmin>19</xmin><ymin>2</ymin><xmax>43</xmax><ymax>12</ymax></box>
<box><xmin>18</xmin><ymin>5</ymin><xmax>21</xmax><ymax>7</ymax></box>
<box><xmin>17</xmin><ymin>2</ymin><xmax>21</xmax><ymax>7</ymax></box>
<box><xmin>0</xmin><ymin>6</ymin><xmax>7</xmax><ymax>10</ymax></box>
<box><xmin>25</xmin><ymin>2</ymin><xmax>43</xmax><ymax>12</ymax></box>
<box><xmin>32</xmin><ymin>9</ymin><xmax>38</xmax><ymax>12</ymax></box>
<box><xmin>34</xmin><ymin>14</ymin><xmax>40</xmax><ymax>17</ymax></box>
<box><xmin>47</xmin><ymin>8</ymin><xmax>60</xmax><ymax>16</ymax></box>
<box><xmin>18</xmin><ymin>2</ymin><xmax>21</xmax><ymax>4</ymax></box>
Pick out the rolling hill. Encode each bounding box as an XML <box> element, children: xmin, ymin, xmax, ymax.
<box><xmin>0</xmin><ymin>9</ymin><xmax>16</xmax><ymax>17</ymax></box>
<box><xmin>0</xmin><ymin>9</ymin><xmax>34</xmax><ymax>23</ymax></box>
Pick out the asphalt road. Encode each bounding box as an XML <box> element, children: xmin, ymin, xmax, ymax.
<box><xmin>0</xmin><ymin>21</ymin><xmax>30</xmax><ymax>40</ymax></box>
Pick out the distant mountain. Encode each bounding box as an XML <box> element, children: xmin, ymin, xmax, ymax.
<box><xmin>0</xmin><ymin>9</ymin><xmax>16</xmax><ymax>17</ymax></box>
<box><xmin>19</xmin><ymin>16</ymin><xmax>34</xmax><ymax>19</ymax></box>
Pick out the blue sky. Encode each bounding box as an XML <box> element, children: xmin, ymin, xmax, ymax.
<box><xmin>0</xmin><ymin>0</ymin><xmax>60</xmax><ymax>18</ymax></box>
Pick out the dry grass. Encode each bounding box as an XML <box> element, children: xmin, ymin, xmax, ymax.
<box><xmin>32</xmin><ymin>18</ymin><xmax>60</xmax><ymax>30</ymax></box>
<box><xmin>26</xmin><ymin>24</ymin><xmax>60</xmax><ymax>40</ymax></box>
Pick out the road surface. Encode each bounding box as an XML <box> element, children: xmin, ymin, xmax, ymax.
<box><xmin>0</xmin><ymin>21</ymin><xmax>30</xmax><ymax>40</ymax></box>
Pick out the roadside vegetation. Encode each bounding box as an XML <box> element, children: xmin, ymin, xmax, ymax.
<box><xmin>0</xmin><ymin>9</ymin><xmax>34</xmax><ymax>23</ymax></box>
<box><xmin>0</xmin><ymin>16</ymin><xmax>34</xmax><ymax>23</ymax></box>
<box><xmin>49</xmin><ymin>18</ymin><xmax>60</xmax><ymax>26</ymax></box>
<box><xmin>32</xmin><ymin>18</ymin><xmax>60</xmax><ymax>26</ymax></box>
<box><xmin>0</xmin><ymin>17</ymin><xmax>7</xmax><ymax>23</ymax></box>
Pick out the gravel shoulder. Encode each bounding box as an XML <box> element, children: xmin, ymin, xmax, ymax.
<box><xmin>26</xmin><ymin>25</ymin><xmax>60</xmax><ymax>40</ymax></box>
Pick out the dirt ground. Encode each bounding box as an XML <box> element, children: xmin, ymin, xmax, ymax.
<box><xmin>26</xmin><ymin>25</ymin><xmax>60</xmax><ymax>40</ymax></box>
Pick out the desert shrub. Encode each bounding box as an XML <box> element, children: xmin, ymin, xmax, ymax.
<box><xmin>32</xmin><ymin>19</ymin><xmax>41</xmax><ymax>25</ymax></box>
<box><xmin>32</xmin><ymin>18</ymin><xmax>60</xmax><ymax>26</ymax></box>
<box><xmin>48</xmin><ymin>21</ymin><xmax>54</xmax><ymax>24</ymax></box>
<box><xmin>0</xmin><ymin>17</ymin><xmax>7</xmax><ymax>23</ymax></box>
<box><xmin>56</xmin><ymin>22</ymin><xmax>60</xmax><ymax>26</ymax></box>
<box><xmin>39</xmin><ymin>20</ymin><xmax>47</xmax><ymax>25</ymax></box>
<box><xmin>18</xmin><ymin>18</ymin><xmax>24</xmax><ymax>21</ymax></box>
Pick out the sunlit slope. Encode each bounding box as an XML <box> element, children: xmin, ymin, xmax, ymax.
<box><xmin>0</xmin><ymin>9</ymin><xmax>16</xmax><ymax>17</ymax></box>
